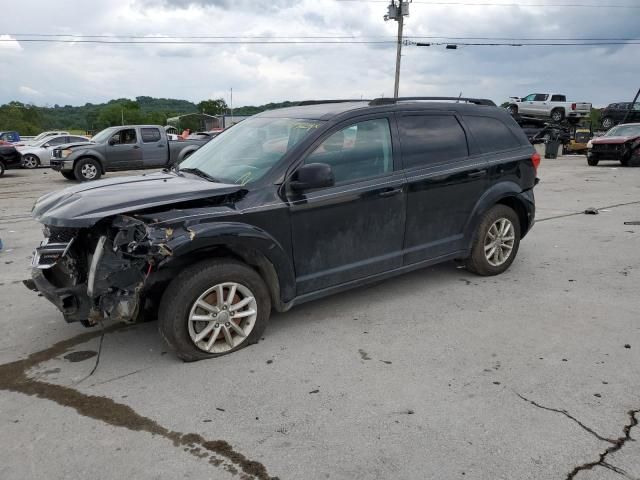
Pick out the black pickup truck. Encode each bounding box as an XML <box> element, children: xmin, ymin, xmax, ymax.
<box><xmin>50</xmin><ymin>125</ymin><xmax>210</xmax><ymax>181</ymax></box>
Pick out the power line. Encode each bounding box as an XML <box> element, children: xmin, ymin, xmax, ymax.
<box><xmin>335</xmin><ymin>0</ymin><xmax>640</xmax><ymax>7</ymax></box>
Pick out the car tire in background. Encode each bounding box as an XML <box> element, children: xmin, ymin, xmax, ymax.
<box><xmin>22</xmin><ymin>154</ymin><xmax>40</xmax><ymax>169</ymax></box>
<box><xmin>61</xmin><ymin>171</ymin><xmax>77</xmax><ymax>180</ymax></box>
<box><xmin>159</xmin><ymin>258</ymin><xmax>271</xmax><ymax>362</ymax></box>
<box><xmin>601</xmin><ymin>117</ymin><xmax>615</xmax><ymax>130</ymax></box>
<box><xmin>550</xmin><ymin>108</ymin><xmax>565</xmax><ymax>122</ymax></box>
<box><xmin>587</xmin><ymin>156</ymin><xmax>599</xmax><ymax>166</ymax></box>
<box><xmin>466</xmin><ymin>204</ymin><xmax>521</xmax><ymax>276</ymax></box>
<box><xmin>0</xmin><ymin>161</ymin><xmax>5</xmax><ymax>177</ymax></box>
<box><xmin>73</xmin><ymin>158</ymin><xmax>102</xmax><ymax>181</ymax></box>
<box><xmin>507</xmin><ymin>105</ymin><xmax>518</xmax><ymax>115</ymax></box>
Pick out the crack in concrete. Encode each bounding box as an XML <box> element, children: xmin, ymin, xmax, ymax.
<box><xmin>516</xmin><ymin>392</ymin><xmax>616</xmax><ymax>444</ymax></box>
<box><xmin>515</xmin><ymin>392</ymin><xmax>639</xmax><ymax>480</ymax></box>
<box><xmin>0</xmin><ymin>325</ymin><xmax>277</xmax><ymax>480</ymax></box>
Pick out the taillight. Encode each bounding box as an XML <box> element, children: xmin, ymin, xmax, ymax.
<box><xmin>531</xmin><ymin>152</ymin><xmax>541</xmax><ymax>174</ymax></box>
<box><xmin>571</xmin><ymin>103</ymin><xmax>577</xmax><ymax>110</ymax></box>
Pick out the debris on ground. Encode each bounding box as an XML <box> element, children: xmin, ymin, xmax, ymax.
<box><xmin>584</xmin><ymin>207</ymin><xmax>599</xmax><ymax>215</ymax></box>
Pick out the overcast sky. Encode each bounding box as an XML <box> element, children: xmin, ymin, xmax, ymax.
<box><xmin>0</xmin><ymin>0</ymin><xmax>638</xmax><ymax>108</ymax></box>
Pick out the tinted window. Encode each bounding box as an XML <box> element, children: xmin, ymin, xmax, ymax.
<box><xmin>70</xmin><ymin>136</ymin><xmax>88</xmax><ymax>142</ymax></box>
<box><xmin>47</xmin><ymin>136</ymin><xmax>68</xmax><ymax>146</ymax></box>
<box><xmin>141</xmin><ymin>127</ymin><xmax>162</xmax><ymax>143</ymax></box>
<box><xmin>551</xmin><ymin>95</ymin><xmax>566</xmax><ymax>102</ymax></box>
<box><xmin>305</xmin><ymin>118</ymin><xmax>393</xmax><ymax>184</ymax></box>
<box><xmin>397</xmin><ymin>115</ymin><xmax>468</xmax><ymax>169</ymax></box>
<box><xmin>533</xmin><ymin>94</ymin><xmax>548</xmax><ymax>101</ymax></box>
<box><xmin>464</xmin><ymin>116</ymin><xmax>522</xmax><ymax>152</ymax></box>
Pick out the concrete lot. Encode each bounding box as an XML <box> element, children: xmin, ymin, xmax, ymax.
<box><xmin>0</xmin><ymin>157</ymin><xmax>639</xmax><ymax>480</ymax></box>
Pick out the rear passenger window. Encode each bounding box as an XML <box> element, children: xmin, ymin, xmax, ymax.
<box><xmin>141</xmin><ymin>128</ymin><xmax>162</xmax><ymax>143</ymax></box>
<box><xmin>397</xmin><ymin>115</ymin><xmax>468</xmax><ymax>169</ymax></box>
<box><xmin>551</xmin><ymin>95</ymin><xmax>566</xmax><ymax>102</ymax></box>
<box><xmin>464</xmin><ymin>116</ymin><xmax>522</xmax><ymax>152</ymax></box>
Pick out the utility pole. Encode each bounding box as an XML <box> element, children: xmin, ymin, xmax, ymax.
<box><xmin>384</xmin><ymin>0</ymin><xmax>410</xmax><ymax>98</ymax></box>
<box><xmin>230</xmin><ymin>87</ymin><xmax>234</xmax><ymax>126</ymax></box>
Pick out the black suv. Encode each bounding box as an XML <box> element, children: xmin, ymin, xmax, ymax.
<box><xmin>600</xmin><ymin>102</ymin><xmax>640</xmax><ymax>130</ymax></box>
<box><xmin>27</xmin><ymin>98</ymin><xmax>539</xmax><ymax>361</ymax></box>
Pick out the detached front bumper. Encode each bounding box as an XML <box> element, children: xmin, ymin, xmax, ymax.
<box><xmin>26</xmin><ymin>268</ymin><xmax>92</xmax><ymax>323</ymax></box>
<box><xmin>49</xmin><ymin>158</ymin><xmax>73</xmax><ymax>172</ymax></box>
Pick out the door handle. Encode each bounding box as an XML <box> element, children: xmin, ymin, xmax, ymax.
<box><xmin>467</xmin><ymin>170</ymin><xmax>487</xmax><ymax>178</ymax></box>
<box><xmin>158</xmin><ymin>144</ymin><xmax>165</xmax><ymax>147</ymax></box>
<box><xmin>378</xmin><ymin>187</ymin><xmax>403</xmax><ymax>198</ymax></box>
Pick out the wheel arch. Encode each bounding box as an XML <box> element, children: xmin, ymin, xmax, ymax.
<box><xmin>157</xmin><ymin>222</ymin><xmax>296</xmax><ymax>311</ymax></box>
<box><xmin>464</xmin><ymin>182</ymin><xmax>534</xmax><ymax>249</ymax></box>
<box><xmin>74</xmin><ymin>153</ymin><xmax>106</xmax><ymax>173</ymax></box>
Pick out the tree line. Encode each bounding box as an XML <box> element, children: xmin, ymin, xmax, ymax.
<box><xmin>0</xmin><ymin>96</ymin><xmax>298</xmax><ymax>135</ymax></box>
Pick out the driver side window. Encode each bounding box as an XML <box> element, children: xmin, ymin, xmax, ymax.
<box><xmin>305</xmin><ymin>118</ymin><xmax>393</xmax><ymax>185</ymax></box>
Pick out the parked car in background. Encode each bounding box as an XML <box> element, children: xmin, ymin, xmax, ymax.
<box><xmin>0</xmin><ymin>145</ymin><xmax>22</xmax><ymax>176</ymax></box>
<box><xmin>0</xmin><ymin>131</ymin><xmax>21</xmax><ymax>145</ymax></box>
<box><xmin>26</xmin><ymin>97</ymin><xmax>538</xmax><ymax>360</ymax></box>
<box><xmin>587</xmin><ymin>123</ymin><xmax>640</xmax><ymax>167</ymax></box>
<box><xmin>188</xmin><ymin>131</ymin><xmax>221</xmax><ymax>140</ymax></box>
<box><xmin>600</xmin><ymin>103</ymin><xmax>640</xmax><ymax>130</ymax></box>
<box><xmin>16</xmin><ymin>130</ymin><xmax>71</xmax><ymax>147</ymax></box>
<box><xmin>18</xmin><ymin>134</ymin><xmax>90</xmax><ymax>168</ymax></box>
<box><xmin>49</xmin><ymin>125</ymin><xmax>210</xmax><ymax>181</ymax></box>
<box><xmin>507</xmin><ymin>93</ymin><xmax>591</xmax><ymax>123</ymax></box>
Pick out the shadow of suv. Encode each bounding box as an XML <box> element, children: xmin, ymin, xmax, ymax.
<box><xmin>26</xmin><ymin>97</ymin><xmax>539</xmax><ymax>361</ymax></box>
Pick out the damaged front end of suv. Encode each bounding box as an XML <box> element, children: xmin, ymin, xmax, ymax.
<box><xmin>24</xmin><ymin>173</ymin><xmax>247</xmax><ymax>327</ymax></box>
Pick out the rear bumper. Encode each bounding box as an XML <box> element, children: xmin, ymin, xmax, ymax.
<box><xmin>520</xmin><ymin>188</ymin><xmax>536</xmax><ymax>236</ymax></box>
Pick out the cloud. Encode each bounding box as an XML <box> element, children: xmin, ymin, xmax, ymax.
<box><xmin>0</xmin><ymin>0</ymin><xmax>638</xmax><ymax>108</ymax></box>
<box><xmin>18</xmin><ymin>86</ymin><xmax>43</xmax><ymax>97</ymax></box>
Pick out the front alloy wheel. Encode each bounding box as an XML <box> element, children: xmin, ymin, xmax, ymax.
<box><xmin>188</xmin><ymin>282</ymin><xmax>258</xmax><ymax>354</ymax></box>
<box><xmin>22</xmin><ymin>154</ymin><xmax>39</xmax><ymax>169</ymax></box>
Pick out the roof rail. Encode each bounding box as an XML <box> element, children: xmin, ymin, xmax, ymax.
<box><xmin>369</xmin><ymin>97</ymin><xmax>496</xmax><ymax>107</ymax></box>
<box><xmin>297</xmin><ymin>99</ymin><xmax>369</xmax><ymax>106</ymax></box>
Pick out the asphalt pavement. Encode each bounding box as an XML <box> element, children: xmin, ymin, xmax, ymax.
<box><xmin>0</xmin><ymin>157</ymin><xmax>639</xmax><ymax>480</ymax></box>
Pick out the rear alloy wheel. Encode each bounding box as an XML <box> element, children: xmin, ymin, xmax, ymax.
<box><xmin>601</xmin><ymin>117</ymin><xmax>614</xmax><ymax>129</ymax></box>
<box><xmin>551</xmin><ymin>109</ymin><xmax>564</xmax><ymax>122</ymax></box>
<box><xmin>466</xmin><ymin>204</ymin><xmax>521</xmax><ymax>276</ymax></box>
<box><xmin>74</xmin><ymin>158</ymin><xmax>102</xmax><ymax>181</ymax></box>
<box><xmin>159</xmin><ymin>259</ymin><xmax>271</xmax><ymax>361</ymax></box>
<box><xmin>22</xmin><ymin>154</ymin><xmax>40</xmax><ymax>169</ymax></box>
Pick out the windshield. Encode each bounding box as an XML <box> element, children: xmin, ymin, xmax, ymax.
<box><xmin>606</xmin><ymin>125</ymin><xmax>640</xmax><ymax>137</ymax></box>
<box><xmin>90</xmin><ymin>127</ymin><xmax>118</xmax><ymax>144</ymax></box>
<box><xmin>178</xmin><ymin>117</ymin><xmax>323</xmax><ymax>185</ymax></box>
<box><xmin>31</xmin><ymin>132</ymin><xmax>51</xmax><ymax>142</ymax></box>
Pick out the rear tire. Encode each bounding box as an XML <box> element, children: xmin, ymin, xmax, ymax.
<box><xmin>0</xmin><ymin>161</ymin><xmax>5</xmax><ymax>177</ymax></box>
<box><xmin>551</xmin><ymin>109</ymin><xmax>565</xmax><ymax>122</ymax></box>
<box><xmin>159</xmin><ymin>259</ymin><xmax>271</xmax><ymax>361</ymax></box>
<box><xmin>466</xmin><ymin>204</ymin><xmax>521</xmax><ymax>276</ymax></box>
<box><xmin>61</xmin><ymin>171</ymin><xmax>77</xmax><ymax>180</ymax></box>
<box><xmin>74</xmin><ymin>158</ymin><xmax>102</xmax><ymax>181</ymax></box>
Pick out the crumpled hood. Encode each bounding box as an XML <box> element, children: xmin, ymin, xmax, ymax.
<box><xmin>56</xmin><ymin>141</ymin><xmax>96</xmax><ymax>150</ymax></box>
<box><xmin>592</xmin><ymin>135</ymin><xmax>640</xmax><ymax>144</ymax></box>
<box><xmin>32</xmin><ymin>172</ymin><xmax>243</xmax><ymax>227</ymax></box>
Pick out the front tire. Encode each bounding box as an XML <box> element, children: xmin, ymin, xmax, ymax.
<box><xmin>0</xmin><ymin>161</ymin><xmax>5</xmax><ymax>177</ymax></box>
<box><xmin>466</xmin><ymin>205</ymin><xmax>521</xmax><ymax>276</ymax></box>
<box><xmin>74</xmin><ymin>158</ymin><xmax>102</xmax><ymax>181</ymax></box>
<box><xmin>61</xmin><ymin>171</ymin><xmax>77</xmax><ymax>180</ymax></box>
<box><xmin>159</xmin><ymin>259</ymin><xmax>271</xmax><ymax>361</ymax></box>
<box><xmin>22</xmin><ymin>154</ymin><xmax>40</xmax><ymax>169</ymax></box>
<box><xmin>587</xmin><ymin>155</ymin><xmax>599</xmax><ymax>166</ymax></box>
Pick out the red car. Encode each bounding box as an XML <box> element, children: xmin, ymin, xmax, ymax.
<box><xmin>588</xmin><ymin>123</ymin><xmax>640</xmax><ymax>167</ymax></box>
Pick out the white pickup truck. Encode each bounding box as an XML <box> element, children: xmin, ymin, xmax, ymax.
<box><xmin>507</xmin><ymin>93</ymin><xmax>591</xmax><ymax>123</ymax></box>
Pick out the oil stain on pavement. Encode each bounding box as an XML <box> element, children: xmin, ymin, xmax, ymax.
<box><xmin>0</xmin><ymin>325</ymin><xmax>277</xmax><ymax>480</ymax></box>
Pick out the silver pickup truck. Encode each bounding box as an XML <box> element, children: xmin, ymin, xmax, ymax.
<box><xmin>50</xmin><ymin>125</ymin><xmax>209</xmax><ymax>181</ymax></box>
<box><xmin>507</xmin><ymin>93</ymin><xmax>591</xmax><ymax>123</ymax></box>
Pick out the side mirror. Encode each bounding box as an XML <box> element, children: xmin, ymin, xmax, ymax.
<box><xmin>43</xmin><ymin>143</ymin><xmax>50</xmax><ymax>148</ymax></box>
<box><xmin>290</xmin><ymin>163</ymin><xmax>335</xmax><ymax>191</ymax></box>
<box><xmin>108</xmin><ymin>138</ymin><xmax>117</xmax><ymax>146</ymax></box>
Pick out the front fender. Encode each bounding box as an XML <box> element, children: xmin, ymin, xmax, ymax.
<box><xmin>72</xmin><ymin>149</ymin><xmax>107</xmax><ymax>172</ymax></box>
<box><xmin>159</xmin><ymin>221</ymin><xmax>296</xmax><ymax>304</ymax></box>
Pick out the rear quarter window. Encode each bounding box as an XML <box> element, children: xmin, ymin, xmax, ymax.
<box><xmin>397</xmin><ymin>115</ymin><xmax>468</xmax><ymax>169</ymax></box>
<box><xmin>463</xmin><ymin>115</ymin><xmax>523</xmax><ymax>153</ymax></box>
<box><xmin>141</xmin><ymin>128</ymin><xmax>162</xmax><ymax>143</ymax></box>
